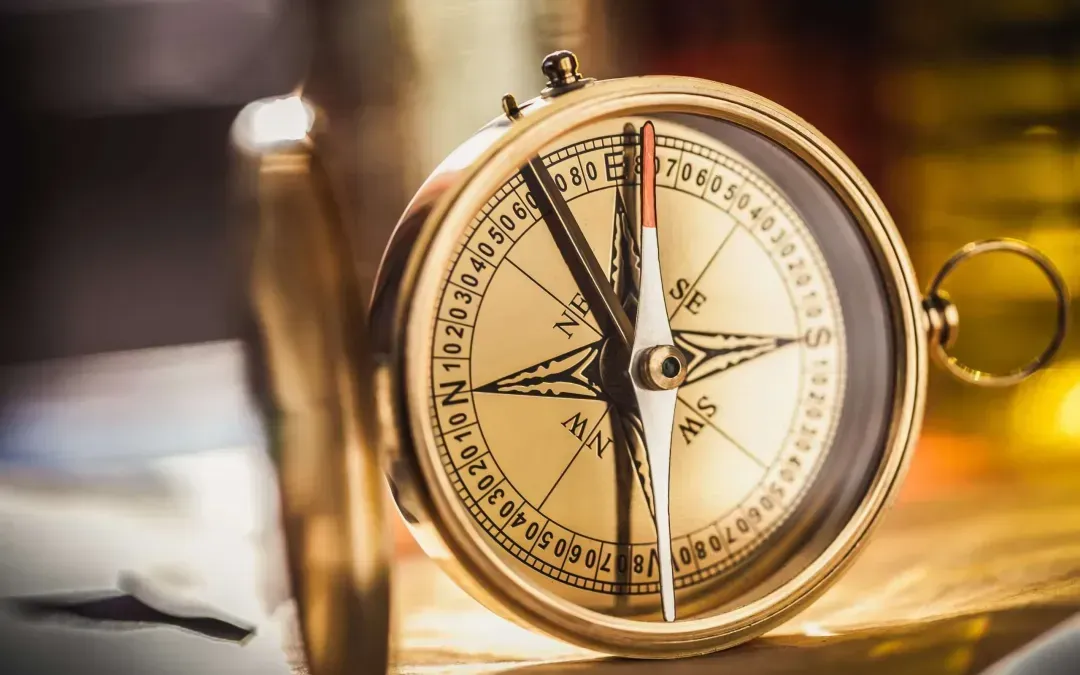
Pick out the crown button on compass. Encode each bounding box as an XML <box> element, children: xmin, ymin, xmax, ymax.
<box><xmin>541</xmin><ymin>50</ymin><xmax>594</xmax><ymax>97</ymax></box>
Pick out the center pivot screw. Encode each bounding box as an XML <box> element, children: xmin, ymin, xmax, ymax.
<box><xmin>638</xmin><ymin>345</ymin><xmax>687</xmax><ymax>390</ymax></box>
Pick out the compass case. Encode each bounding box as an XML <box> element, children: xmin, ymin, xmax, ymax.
<box><xmin>370</xmin><ymin>76</ymin><xmax>926</xmax><ymax>657</ymax></box>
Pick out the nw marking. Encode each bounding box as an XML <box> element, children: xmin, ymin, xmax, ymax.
<box><xmin>562</xmin><ymin>411</ymin><xmax>614</xmax><ymax>458</ymax></box>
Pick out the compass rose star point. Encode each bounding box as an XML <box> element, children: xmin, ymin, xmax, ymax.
<box><xmin>673</xmin><ymin>329</ymin><xmax>799</xmax><ymax>384</ymax></box>
<box><xmin>474</xmin><ymin>340</ymin><xmax>607</xmax><ymax>400</ymax></box>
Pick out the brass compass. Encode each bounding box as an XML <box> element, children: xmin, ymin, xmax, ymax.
<box><xmin>236</xmin><ymin>50</ymin><xmax>1070</xmax><ymax>666</ymax></box>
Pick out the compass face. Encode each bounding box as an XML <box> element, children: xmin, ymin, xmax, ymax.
<box><xmin>426</xmin><ymin>116</ymin><xmax>847</xmax><ymax>616</ymax></box>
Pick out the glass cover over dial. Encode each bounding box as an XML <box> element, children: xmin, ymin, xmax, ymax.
<box><xmin>426</xmin><ymin>115</ymin><xmax>858</xmax><ymax>619</ymax></box>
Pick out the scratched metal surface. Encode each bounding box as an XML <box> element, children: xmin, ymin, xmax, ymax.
<box><xmin>375</xmin><ymin>477</ymin><xmax>1080</xmax><ymax>675</ymax></box>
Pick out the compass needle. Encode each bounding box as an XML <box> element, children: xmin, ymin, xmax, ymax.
<box><xmin>628</xmin><ymin>121</ymin><xmax>681</xmax><ymax>622</ymax></box>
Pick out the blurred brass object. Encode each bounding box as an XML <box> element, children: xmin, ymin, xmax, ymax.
<box><xmin>924</xmin><ymin>238</ymin><xmax>1070</xmax><ymax>387</ymax></box>
<box><xmin>231</xmin><ymin>97</ymin><xmax>391</xmax><ymax>675</ymax></box>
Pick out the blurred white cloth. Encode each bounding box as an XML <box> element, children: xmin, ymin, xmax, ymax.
<box><xmin>0</xmin><ymin>445</ymin><xmax>294</xmax><ymax>675</ymax></box>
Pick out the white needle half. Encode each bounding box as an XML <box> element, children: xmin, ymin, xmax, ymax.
<box><xmin>631</xmin><ymin>121</ymin><xmax>680</xmax><ymax>622</ymax></box>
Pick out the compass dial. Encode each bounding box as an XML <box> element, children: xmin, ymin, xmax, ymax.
<box><xmin>427</xmin><ymin>117</ymin><xmax>845</xmax><ymax>613</ymax></box>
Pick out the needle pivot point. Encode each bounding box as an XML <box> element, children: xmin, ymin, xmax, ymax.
<box><xmin>638</xmin><ymin>345</ymin><xmax>687</xmax><ymax>390</ymax></box>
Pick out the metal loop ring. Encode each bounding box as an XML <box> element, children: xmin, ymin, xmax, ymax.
<box><xmin>925</xmin><ymin>238</ymin><xmax>1070</xmax><ymax>387</ymax></box>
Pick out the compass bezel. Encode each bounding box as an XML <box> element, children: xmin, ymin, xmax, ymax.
<box><xmin>371</xmin><ymin>76</ymin><xmax>926</xmax><ymax>658</ymax></box>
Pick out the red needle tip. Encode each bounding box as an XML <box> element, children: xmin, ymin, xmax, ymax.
<box><xmin>641</xmin><ymin>122</ymin><xmax>657</xmax><ymax>230</ymax></box>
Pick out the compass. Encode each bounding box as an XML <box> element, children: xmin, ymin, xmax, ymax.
<box><xmin>238</xmin><ymin>50</ymin><xmax>1070</xmax><ymax>665</ymax></box>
